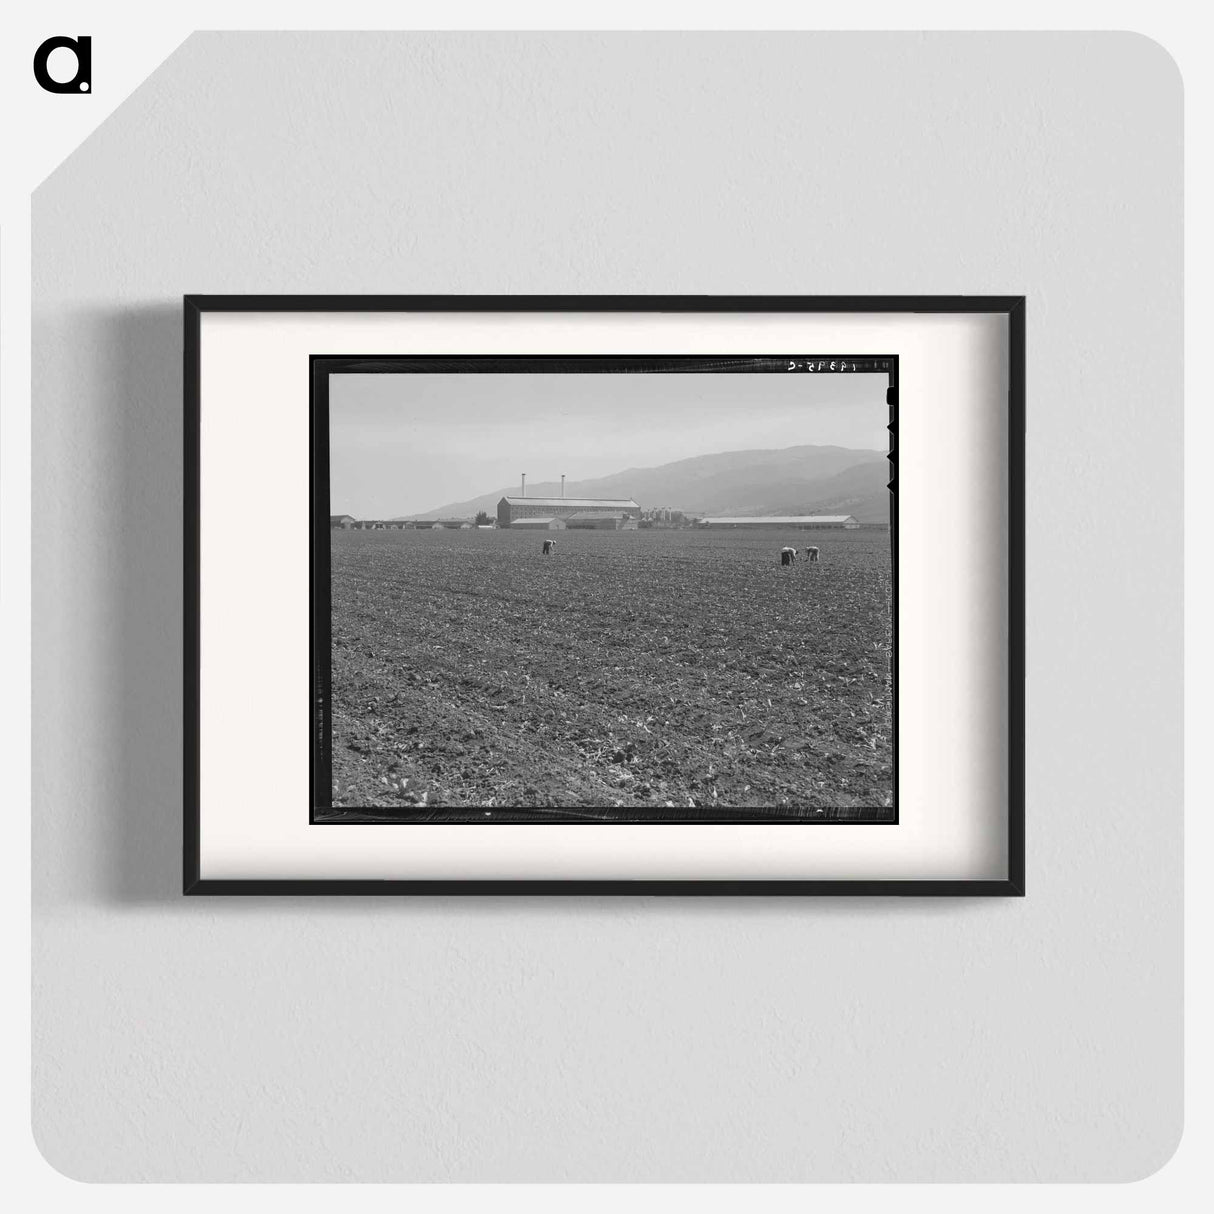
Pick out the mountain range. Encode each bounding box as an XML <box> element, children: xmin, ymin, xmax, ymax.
<box><xmin>404</xmin><ymin>444</ymin><xmax>891</xmax><ymax>524</ymax></box>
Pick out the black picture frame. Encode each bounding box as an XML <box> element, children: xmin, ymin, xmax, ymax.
<box><xmin>184</xmin><ymin>295</ymin><xmax>1025</xmax><ymax>896</ymax></box>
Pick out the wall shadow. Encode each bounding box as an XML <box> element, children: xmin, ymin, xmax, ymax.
<box><xmin>90</xmin><ymin>304</ymin><xmax>184</xmax><ymax>905</ymax></box>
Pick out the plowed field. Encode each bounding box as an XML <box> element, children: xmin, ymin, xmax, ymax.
<box><xmin>326</xmin><ymin>527</ymin><xmax>893</xmax><ymax>821</ymax></box>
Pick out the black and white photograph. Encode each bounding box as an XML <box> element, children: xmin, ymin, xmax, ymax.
<box><xmin>313</xmin><ymin>356</ymin><xmax>896</xmax><ymax>823</ymax></box>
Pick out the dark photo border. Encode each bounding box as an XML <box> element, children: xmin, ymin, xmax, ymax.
<box><xmin>311</xmin><ymin>354</ymin><xmax>899</xmax><ymax>826</ymax></box>
<box><xmin>184</xmin><ymin>296</ymin><xmax>1024</xmax><ymax>895</ymax></box>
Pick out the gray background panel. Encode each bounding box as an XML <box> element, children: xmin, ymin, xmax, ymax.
<box><xmin>32</xmin><ymin>32</ymin><xmax>1181</xmax><ymax>1181</ymax></box>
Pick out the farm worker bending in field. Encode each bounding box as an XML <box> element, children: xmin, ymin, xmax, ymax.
<box><xmin>780</xmin><ymin>546</ymin><xmax>797</xmax><ymax>566</ymax></box>
<box><xmin>802</xmin><ymin>545</ymin><xmax>820</xmax><ymax>563</ymax></box>
<box><xmin>542</xmin><ymin>539</ymin><xmax>557</xmax><ymax>555</ymax></box>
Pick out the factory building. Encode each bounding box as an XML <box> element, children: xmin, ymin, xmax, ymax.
<box><xmin>565</xmin><ymin>511</ymin><xmax>639</xmax><ymax>531</ymax></box>
<box><xmin>497</xmin><ymin>493</ymin><xmax>640</xmax><ymax>528</ymax></box>
<box><xmin>509</xmin><ymin>516</ymin><xmax>567</xmax><ymax>530</ymax></box>
<box><xmin>699</xmin><ymin>515</ymin><xmax>861</xmax><ymax>529</ymax></box>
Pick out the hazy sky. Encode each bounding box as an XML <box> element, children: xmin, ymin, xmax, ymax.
<box><xmin>330</xmin><ymin>371</ymin><xmax>888</xmax><ymax>517</ymax></box>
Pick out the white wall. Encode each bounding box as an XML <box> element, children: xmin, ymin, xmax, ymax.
<box><xmin>31</xmin><ymin>32</ymin><xmax>1182</xmax><ymax>1181</ymax></box>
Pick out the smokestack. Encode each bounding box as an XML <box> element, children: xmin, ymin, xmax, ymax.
<box><xmin>561</xmin><ymin>474</ymin><xmax>565</xmax><ymax>498</ymax></box>
<box><xmin>521</xmin><ymin>473</ymin><xmax>526</xmax><ymax>498</ymax></box>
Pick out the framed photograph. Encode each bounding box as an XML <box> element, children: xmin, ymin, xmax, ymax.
<box><xmin>185</xmin><ymin>296</ymin><xmax>1024</xmax><ymax>894</ymax></box>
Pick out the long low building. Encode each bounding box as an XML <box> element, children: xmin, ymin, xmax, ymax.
<box><xmin>509</xmin><ymin>516</ymin><xmax>566</xmax><ymax>530</ymax></box>
<box><xmin>497</xmin><ymin>495</ymin><xmax>640</xmax><ymax>527</ymax></box>
<box><xmin>699</xmin><ymin>515</ymin><xmax>861</xmax><ymax>529</ymax></box>
<box><xmin>565</xmin><ymin>511</ymin><xmax>638</xmax><ymax>531</ymax></box>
